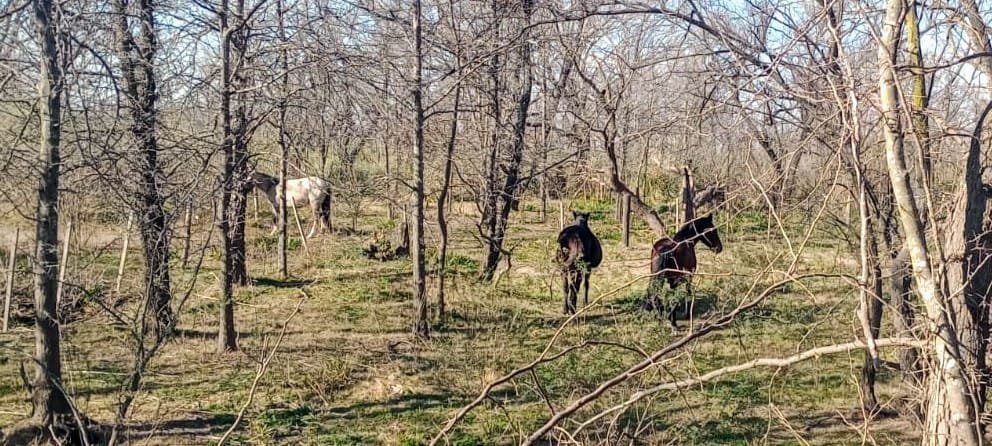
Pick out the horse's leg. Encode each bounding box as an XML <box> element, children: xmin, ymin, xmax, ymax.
<box><xmin>564</xmin><ymin>269</ymin><xmax>579</xmax><ymax>314</ymax></box>
<box><xmin>565</xmin><ymin>267</ymin><xmax>582</xmax><ymax>314</ymax></box>
<box><xmin>571</xmin><ymin>271</ymin><xmax>579</xmax><ymax>314</ymax></box>
<box><xmin>685</xmin><ymin>280</ymin><xmax>695</xmax><ymax>329</ymax></box>
<box><xmin>583</xmin><ymin>270</ymin><xmax>590</xmax><ymax>306</ymax></box>
<box><xmin>562</xmin><ymin>270</ymin><xmax>569</xmax><ymax>313</ymax></box>
<box><xmin>306</xmin><ymin>201</ymin><xmax>319</xmax><ymax>238</ymax></box>
<box><xmin>666</xmin><ymin>283</ymin><xmax>678</xmax><ymax>334</ymax></box>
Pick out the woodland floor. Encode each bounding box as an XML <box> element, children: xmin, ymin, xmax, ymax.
<box><xmin>0</xmin><ymin>198</ymin><xmax>920</xmax><ymax>445</ymax></box>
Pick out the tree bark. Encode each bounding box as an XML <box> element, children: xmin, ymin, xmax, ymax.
<box><xmin>114</xmin><ymin>0</ymin><xmax>173</xmax><ymax>338</ymax></box>
<box><xmin>480</xmin><ymin>0</ymin><xmax>535</xmax><ymax>281</ymax></box>
<box><xmin>681</xmin><ymin>165</ymin><xmax>695</xmax><ymax>224</ymax></box>
<box><xmin>412</xmin><ymin>0</ymin><xmax>429</xmax><ymax>338</ymax></box>
<box><xmin>877</xmin><ymin>0</ymin><xmax>980</xmax><ymax>441</ymax></box>
<box><xmin>227</xmin><ymin>0</ymin><xmax>251</xmax><ymax>287</ymax></box>
<box><xmin>277</xmin><ymin>0</ymin><xmax>289</xmax><ymax>280</ymax></box>
<box><xmin>217</xmin><ymin>0</ymin><xmax>239</xmax><ymax>352</ymax></box>
<box><xmin>30</xmin><ymin>0</ymin><xmax>74</xmax><ymax>428</ymax></box>
<box><xmin>940</xmin><ymin>100</ymin><xmax>992</xmax><ymax>417</ymax></box>
<box><xmin>436</xmin><ymin>1</ymin><xmax>462</xmax><ymax>317</ymax></box>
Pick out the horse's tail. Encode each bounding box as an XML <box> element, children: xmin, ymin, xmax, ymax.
<box><xmin>319</xmin><ymin>194</ymin><xmax>332</xmax><ymax>232</ymax></box>
<box><xmin>558</xmin><ymin>236</ymin><xmax>581</xmax><ymax>270</ymax></box>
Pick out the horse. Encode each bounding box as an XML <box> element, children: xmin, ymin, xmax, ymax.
<box><xmin>249</xmin><ymin>171</ymin><xmax>333</xmax><ymax>238</ymax></box>
<box><xmin>557</xmin><ymin>211</ymin><xmax>603</xmax><ymax>314</ymax></box>
<box><xmin>646</xmin><ymin>214</ymin><xmax>723</xmax><ymax>332</ymax></box>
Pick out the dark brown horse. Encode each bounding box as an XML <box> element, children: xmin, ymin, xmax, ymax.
<box><xmin>557</xmin><ymin>212</ymin><xmax>603</xmax><ymax>314</ymax></box>
<box><xmin>647</xmin><ymin>214</ymin><xmax>723</xmax><ymax>332</ymax></box>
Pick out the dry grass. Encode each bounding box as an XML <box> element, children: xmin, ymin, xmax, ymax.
<box><xmin>0</xmin><ymin>199</ymin><xmax>919</xmax><ymax>445</ymax></box>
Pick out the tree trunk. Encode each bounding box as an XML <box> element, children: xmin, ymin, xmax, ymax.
<box><xmin>277</xmin><ymin>0</ymin><xmax>289</xmax><ymax>280</ymax></box>
<box><xmin>227</xmin><ymin>0</ymin><xmax>250</xmax><ymax>287</ymax></box>
<box><xmin>889</xmin><ymin>246</ymin><xmax>919</xmax><ymax>384</ymax></box>
<box><xmin>436</xmin><ymin>5</ymin><xmax>462</xmax><ymax>317</ymax></box>
<box><xmin>114</xmin><ymin>0</ymin><xmax>173</xmax><ymax>339</ymax></box>
<box><xmin>217</xmin><ymin>0</ymin><xmax>239</xmax><ymax>352</ymax></box>
<box><xmin>603</xmin><ymin>126</ymin><xmax>666</xmax><ymax>237</ymax></box>
<box><xmin>412</xmin><ymin>0</ymin><xmax>429</xmax><ymax>338</ymax></box>
<box><xmin>681</xmin><ymin>165</ymin><xmax>695</xmax><ymax>224</ymax></box>
<box><xmin>30</xmin><ymin>0</ymin><xmax>75</xmax><ymax>430</ymax></box>
<box><xmin>877</xmin><ymin>0</ymin><xmax>980</xmax><ymax>441</ymax></box>
<box><xmin>478</xmin><ymin>2</ymin><xmax>502</xmax><ymax>281</ymax></box>
<box><xmin>858</xmin><ymin>231</ymin><xmax>884</xmax><ymax>412</ymax></box>
<box><xmin>480</xmin><ymin>0</ymin><xmax>535</xmax><ymax>281</ymax></box>
<box><xmin>940</xmin><ymin>101</ymin><xmax>992</xmax><ymax>417</ymax></box>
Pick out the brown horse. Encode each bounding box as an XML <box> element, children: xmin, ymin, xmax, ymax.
<box><xmin>646</xmin><ymin>214</ymin><xmax>723</xmax><ymax>332</ymax></box>
<box><xmin>557</xmin><ymin>212</ymin><xmax>603</xmax><ymax>314</ymax></box>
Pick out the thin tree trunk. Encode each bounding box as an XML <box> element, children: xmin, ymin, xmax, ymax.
<box><xmin>412</xmin><ymin>0</ymin><xmax>429</xmax><ymax>338</ymax></box>
<box><xmin>277</xmin><ymin>0</ymin><xmax>289</xmax><ymax>280</ymax></box>
<box><xmin>30</xmin><ymin>0</ymin><xmax>75</xmax><ymax>428</ymax></box>
<box><xmin>436</xmin><ymin>1</ymin><xmax>462</xmax><ymax>318</ymax></box>
<box><xmin>681</xmin><ymin>165</ymin><xmax>695</xmax><ymax>223</ymax></box>
<box><xmin>479</xmin><ymin>5</ymin><xmax>502</xmax><ymax>280</ymax></box>
<box><xmin>226</xmin><ymin>0</ymin><xmax>250</xmax><ymax>287</ymax></box>
<box><xmin>217</xmin><ymin>0</ymin><xmax>238</xmax><ymax>352</ymax></box>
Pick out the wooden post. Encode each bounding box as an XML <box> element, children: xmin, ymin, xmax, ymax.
<box><xmin>56</xmin><ymin>219</ymin><xmax>72</xmax><ymax>306</ymax></box>
<box><xmin>253</xmin><ymin>189</ymin><xmax>259</xmax><ymax>223</ymax></box>
<box><xmin>290</xmin><ymin>197</ymin><xmax>310</xmax><ymax>257</ymax></box>
<box><xmin>621</xmin><ymin>193</ymin><xmax>631</xmax><ymax>247</ymax></box>
<box><xmin>3</xmin><ymin>228</ymin><xmax>18</xmax><ymax>332</ymax></box>
<box><xmin>558</xmin><ymin>199</ymin><xmax>565</xmax><ymax>230</ymax></box>
<box><xmin>115</xmin><ymin>213</ymin><xmax>134</xmax><ymax>294</ymax></box>
<box><xmin>682</xmin><ymin>164</ymin><xmax>695</xmax><ymax>223</ymax></box>
<box><xmin>181</xmin><ymin>202</ymin><xmax>193</xmax><ymax>269</ymax></box>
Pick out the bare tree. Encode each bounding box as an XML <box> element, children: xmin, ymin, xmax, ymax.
<box><xmin>113</xmin><ymin>0</ymin><xmax>173</xmax><ymax>337</ymax></box>
<box><xmin>478</xmin><ymin>0</ymin><xmax>537</xmax><ymax>281</ymax></box>
<box><xmin>876</xmin><ymin>0</ymin><xmax>980</xmax><ymax>441</ymax></box>
<box><xmin>25</xmin><ymin>0</ymin><xmax>84</xmax><ymax>441</ymax></box>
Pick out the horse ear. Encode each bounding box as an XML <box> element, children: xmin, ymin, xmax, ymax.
<box><xmin>572</xmin><ymin>210</ymin><xmax>579</xmax><ymax>219</ymax></box>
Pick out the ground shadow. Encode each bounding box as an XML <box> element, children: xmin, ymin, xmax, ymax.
<box><xmin>252</xmin><ymin>277</ymin><xmax>315</xmax><ymax>288</ymax></box>
<box><xmin>173</xmin><ymin>327</ymin><xmax>302</xmax><ymax>340</ymax></box>
<box><xmin>323</xmin><ymin>392</ymin><xmax>458</xmax><ymax>421</ymax></box>
<box><xmin>118</xmin><ymin>413</ymin><xmax>233</xmax><ymax>443</ymax></box>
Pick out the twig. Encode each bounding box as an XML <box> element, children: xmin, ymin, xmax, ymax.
<box><xmin>569</xmin><ymin>337</ymin><xmax>924</xmax><ymax>438</ymax></box>
<box><xmin>216</xmin><ymin>292</ymin><xmax>306</xmax><ymax>446</ymax></box>
<box><xmin>3</xmin><ymin>227</ymin><xmax>18</xmax><ymax>332</ymax></box>
<box><xmin>518</xmin><ymin>273</ymin><xmax>847</xmax><ymax>445</ymax></box>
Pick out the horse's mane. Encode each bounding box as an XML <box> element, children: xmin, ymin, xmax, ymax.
<box><xmin>673</xmin><ymin>218</ymin><xmax>711</xmax><ymax>242</ymax></box>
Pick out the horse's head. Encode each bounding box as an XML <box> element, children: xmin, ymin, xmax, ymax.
<box><xmin>249</xmin><ymin>171</ymin><xmax>277</xmax><ymax>192</ymax></box>
<box><xmin>696</xmin><ymin>214</ymin><xmax>723</xmax><ymax>253</ymax></box>
<box><xmin>572</xmin><ymin>211</ymin><xmax>591</xmax><ymax>227</ymax></box>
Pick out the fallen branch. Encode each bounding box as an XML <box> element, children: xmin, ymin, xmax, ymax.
<box><xmin>569</xmin><ymin>337</ymin><xmax>925</xmax><ymax>438</ymax></box>
<box><xmin>216</xmin><ymin>292</ymin><xmax>306</xmax><ymax>446</ymax></box>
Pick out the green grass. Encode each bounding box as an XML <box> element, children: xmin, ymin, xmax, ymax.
<box><xmin>0</xmin><ymin>198</ymin><xmax>918</xmax><ymax>445</ymax></box>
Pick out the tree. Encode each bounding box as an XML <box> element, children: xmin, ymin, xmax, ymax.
<box><xmin>25</xmin><ymin>0</ymin><xmax>84</xmax><ymax>441</ymax></box>
<box><xmin>876</xmin><ymin>0</ymin><xmax>981</xmax><ymax>441</ymax></box>
<box><xmin>478</xmin><ymin>0</ymin><xmax>537</xmax><ymax>281</ymax></box>
<box><xmin>113</xmin><ymin>0</ymin><xmax>173</xmax><ymax>338</ymax></box>
<box><xmin>411</xmin><ymin>0</ymin><xmax>429</xmax><ymax>338</ymax></box>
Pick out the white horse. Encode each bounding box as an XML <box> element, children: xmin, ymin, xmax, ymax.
<box><xmin>250</xmin><ymin>172</ymin><xmax>332</xmax><ymax>237</ymax></box>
